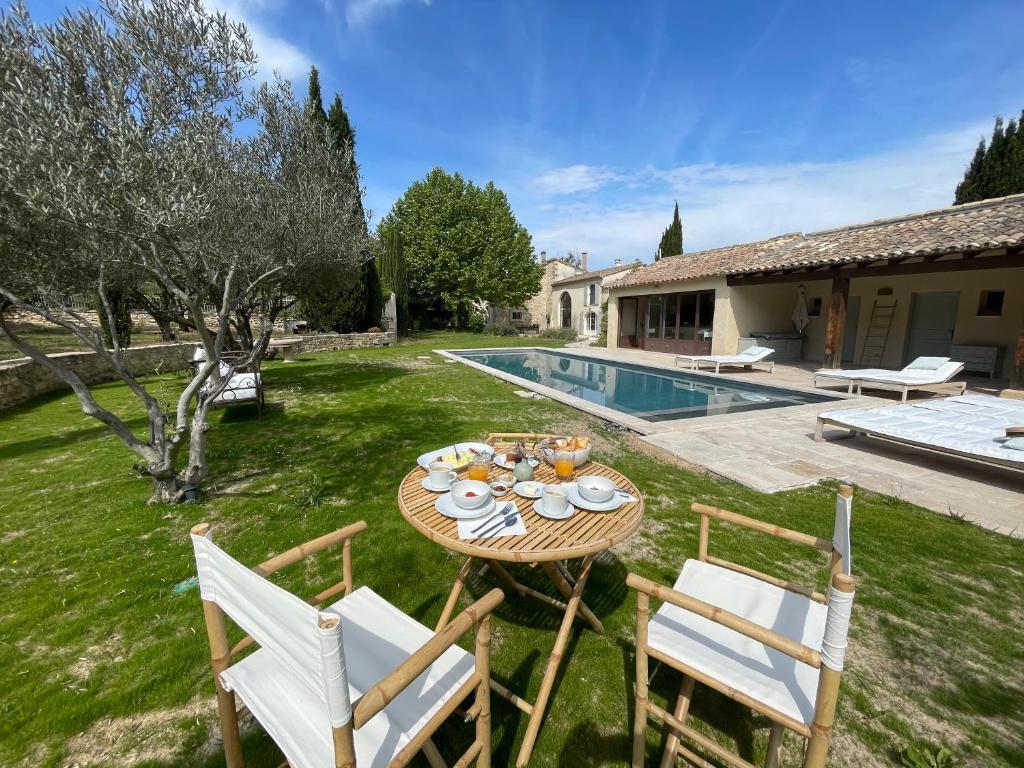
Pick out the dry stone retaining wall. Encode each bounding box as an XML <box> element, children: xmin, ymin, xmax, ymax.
<box><xmin>0</xmin><ymin>343</ymin><xmax>194</xmax><ymax>412</ymax></box>
<box><xmin>293</xmin><ymin>331</ymin><xmax>396</xmax><ymax>353</ymax></box>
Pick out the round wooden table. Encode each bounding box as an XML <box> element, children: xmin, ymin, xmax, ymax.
<box><xmin>397</xmin><ymin>434</ymin><xmax>644</xmax><ymax>767</ymax></box>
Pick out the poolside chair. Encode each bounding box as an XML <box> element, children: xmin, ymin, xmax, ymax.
<box><xmin>627</xmin><ymin>487</ymin><xmax>856</xmax><ymax>768</ymax></box>
<box><xmin>190</xmin><ymin>521</ymin><xmax>503</xmax><ymax>768</ymax></box>
<box><xmin>815</xmin><ymin>394</ymin><xmax>1024</xmax><ymax>473</ymax></box>
<box><xmin>813</xmin><ymin>357</ymin><xmax>965</xmax><ymax>401</ymax></box>
<box><xmin>676</xmin><ymin>346</ymin><xmax>776</xmax><ymax>374</ymax></box>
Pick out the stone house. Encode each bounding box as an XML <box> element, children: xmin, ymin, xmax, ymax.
<box><xmin>549</xmin><ymin>257</ymin><xmax>643</xmax><ymax>338</ymax></box>
<box><xmin>606</xmin><ymin>193</ymin><xmax>1024</xmax><ymax>380</ymax></box>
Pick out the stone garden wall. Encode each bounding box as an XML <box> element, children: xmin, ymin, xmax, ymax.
<box><xmin>293</xmin><ymin>331</ymin><xmax>396</xmax><ymax>353</ymax></box>
<box><xmin>0</xmin><ymin>331</ymin><xmax>396</xmax><ymax>412</ymax></box>
<box><xmin>0</xmin><ymin>343</ymin><xmax>195</xmax><ymax>412</ymax></box>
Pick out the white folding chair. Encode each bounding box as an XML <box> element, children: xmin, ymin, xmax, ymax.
<box><xmin>628</xmin><ymin>487</ymin><xmax>856</xmax><ymax>768</ymax></box>
<box><xmin>190</xmin><ymin>521</ymin><xmax>503</xmax><ymax>768</ymax></box>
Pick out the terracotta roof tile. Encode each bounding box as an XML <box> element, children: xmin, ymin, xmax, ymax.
<box><xmin>611</xmin><ymin>193</ymin><xmax>1024</xmax><ymax>289</ymax></box>
<box><xmin>550</xmin><ymin>260</ymin><xmax>644</xmax><ymax>286</ymax></box>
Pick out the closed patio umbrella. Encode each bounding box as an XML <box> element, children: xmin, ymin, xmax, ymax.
<box><xmin>791</xmin><ymin>285</ymin><xmax>810</xmax><ymax>334</ymax></box>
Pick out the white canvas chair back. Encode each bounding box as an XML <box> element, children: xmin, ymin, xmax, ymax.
<box><xmin>190</xmin><ymin>531</ymin><xmax>353</xmax><ymax>727</ymax></box>
<box><xmin>832</xmin><ymin>488</ymin><xmax>852</xmax><ymax>576</ymax></box>
<box><xmin>823</xmin><ymin>487</ymin><xmax>855</xmax><ymax>674</ymax></box>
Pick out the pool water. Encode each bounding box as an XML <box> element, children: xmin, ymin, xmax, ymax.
<box><xmin>455</xmin><ymin>348</ymin><xmax>837</xmax><ymax>422</ymax></box>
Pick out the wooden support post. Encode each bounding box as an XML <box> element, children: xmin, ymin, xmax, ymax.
<box><xmin>191</xmin><ymin>524</ymin><xmax>245</xmax><ymax>768</ymax></box>
<box><xmin>659</xmin><ymin>675</ymin><xmax>695</xmax><ymax>768</ymax></box>
<box><xmin>632</xmin><ymin>591</ymin><xmax>650</xmax><ymax>768</ymax></box>
<box><xmin>1012</xmin><ymin>328</ymin><xmax>1024</xmax><ymax>389</ymax></box>
<box><xmin>475</xmin><ymin>615</ymin><xmax>493</xmax><ymax>768</ymax></box>
<box><xmin>436</xmin><ymin>558</ymin><xmax>474</xmax><ymax>631</ymax></box>
<box><xmin>541</xmin><ymin>560</ymin><xmax>604</xmax><ymax>634</ymax></box>
<box><xmin>516</xmin><ymin>556</ymin><xmax>595</xmax><ymax>767</ymax></box>
<box><xmin>765</xmin><ymin>723</ymin><xmax>785</xmax><ymax>768</ymax></box>
<box><xmin>342</xmin><ymin>537</ymin><xmax>353</xmax><ymax>597</ymax></box>
<box><xmin>822</xmin><ymin>276</ymin><xmax>850</xmax><ymax>370</ymax></box>
<box><xmin>802</xmin><ymin>574</ymin><xmax>855</xmax><ymax>768</ymax></box>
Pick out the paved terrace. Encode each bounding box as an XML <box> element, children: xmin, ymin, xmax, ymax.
<box><xmin>551</xmin><ymin>347</ymin><xmax>1022</xmax><ymax>536</ymax></box>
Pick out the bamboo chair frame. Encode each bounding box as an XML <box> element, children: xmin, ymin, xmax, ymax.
<box><xmin>191</xmin><ymin>520</ymin><xmax>503</xmax><ymax>768</ymax></box>
<box><xmin>627</xmin><ymin>486</ymin><xmax>856</xmax><ymax>768</ymax></box>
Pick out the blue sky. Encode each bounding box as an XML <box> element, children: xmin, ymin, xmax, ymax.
<box><xmin>27</xmin><ymin>0</ymin><xmax>1024</xmax><ymax>269</ymax></box>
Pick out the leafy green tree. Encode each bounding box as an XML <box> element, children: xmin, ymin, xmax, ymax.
<box><xmin>379</xmin><ymin>168</ymin><xmax>541</xmax><ymax>328</ymax></box>
<box><xmin>954</xmin><ymin>111</ymin><xmax>1024</xmax><ymax>204</ymax></box>
<box><xmin>655</xmin><ymin>201</ymin><xmax>683</xmax><ymax>260</ymax></box>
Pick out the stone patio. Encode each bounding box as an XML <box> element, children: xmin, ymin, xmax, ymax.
<box><xmin>555</xmin><ymin>347</ymin><xmax>1024</xmax><ymax>537</ymax></box>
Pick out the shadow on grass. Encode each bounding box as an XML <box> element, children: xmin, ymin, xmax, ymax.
<box><xmin>0</xmin><ymin>416</ymin><xmax>151</xmax><ymax>461</ymax></box>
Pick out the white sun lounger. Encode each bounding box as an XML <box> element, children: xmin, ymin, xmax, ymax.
<box><xmin>813</xmin><ymin>357</ymin><xmax>965</xmax><ymax>401</ymax></box>
<box><xmin>814</xmin><ymin>394</ymin><xmax>1024</xmax><ymax>472</ymax></box>
<box><xmin>676</xmin><ymin>345</ymin><xmax>775</xmax><ymax>374</ymax></box>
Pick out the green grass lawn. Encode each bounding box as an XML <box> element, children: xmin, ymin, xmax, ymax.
<box><xmin>1</xmin><ymin>332</ymin><xmax>1021</xmax><ymax>768</ymax></box>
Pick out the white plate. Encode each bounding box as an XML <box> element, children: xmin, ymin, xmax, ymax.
<box><xmin>513</xmin><ymin>481</ymin><xmax>544</xmax><ymax>499</ymax></box>
<box><xmin>566</xmin><ymin>485</ymin><xmax>625</xmax><ymax>513</ymax></box>
<box><xmin>421</xmin><ymin>478</ymin><xmax>453</xmax><ymax>493</ymax></box>
<box><xmin>533</xmin><ymin>498</ymin><xmax>575</xmax><ymax>520</ymax></box>
<box><xmin>435</xmin><ymin>493</ymin><xmax>496</xmax><ymax>520</ymax></box>
<box><xmin>416</xmin><ymin>442</ymin><xmax>494</xmax><ymax>471</ymax></box>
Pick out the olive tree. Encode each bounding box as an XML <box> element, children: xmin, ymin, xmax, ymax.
<box><xmin>0</xmin><ymin>0</ymin><xmax>369</xmax><ymax>502</ymax></box>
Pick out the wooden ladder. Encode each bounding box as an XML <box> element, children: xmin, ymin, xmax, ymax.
<box><xmin>860</xmin><ymin>297</ymin><xmax>897</xmax><ymax>366</ymax></box>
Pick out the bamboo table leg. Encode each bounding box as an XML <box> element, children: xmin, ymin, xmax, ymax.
<box><xmin>516</xmin><ymin>555</ymin><xmax>596</xmax><ymax>768</ymax></box>
<box><xmin>540</xmin><ymin>560</ymin><xmax>603</xmax><ymax>634</ymax></box>
<box><xmin>436</xmin><ymin>558</ymin><xmax>474</xmax><ymax>631</ymax></box>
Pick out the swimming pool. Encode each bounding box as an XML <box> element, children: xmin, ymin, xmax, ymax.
<box><xmin>451</xmin><ymin>348</ymin><xmax>838</xmax><ymax>423</ymax></box>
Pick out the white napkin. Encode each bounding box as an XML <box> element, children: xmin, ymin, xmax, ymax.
<box><xmin>563</xmin><ymin>481</ymin><xmax>638</xmax><ymax>503</ymax></box>
<box><xmin>458</xmin><ymin>506</ymin><xmax>526</xmax><ymax>540</ymax></box>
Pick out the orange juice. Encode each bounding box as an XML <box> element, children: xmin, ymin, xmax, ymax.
<box><xmin>468</xmin><ymin>462</ymin><xmax>489</xmax><ymax>482</ymax></box>
<box><xmin>554</xmin><ymin>455</ymin><xmax>574</xmax><ymax>481</ymax></box>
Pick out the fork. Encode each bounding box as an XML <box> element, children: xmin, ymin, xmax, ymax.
<box><xmin>470</xmin><ymin>502</ymin><xmax>515</xmax><ymax>535</ymax></box>
<box><xmin>476</xmin><ymin>510</ymin><xmax>519</xmax><ymax>538</ymax></box>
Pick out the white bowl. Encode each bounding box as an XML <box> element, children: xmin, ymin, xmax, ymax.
<box><xmin>541</xmin><ymin>441</ymin><xmax>592</xmax><ymax>468</ymax></box>
<box><xmin>451</xmin><ymin>480</ymin><xmax>491</xmax><ymax>510</ymax></box>
<box><xmin>576</xmin><ymin>475</ymin><xmax>615</xmax><ymax>504</ymax></box>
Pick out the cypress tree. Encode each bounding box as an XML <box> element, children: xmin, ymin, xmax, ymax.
<box><xmin>954</xmin><ymin>139</ymin><xmax>986</xmax><ymax>205</ymax></box>
<box><xmin>296</xmin><ymin>69</ymin><xmax>368</xmax><ymax>332</ymax></box>
<box><xmin>655</xmin><ymin>201</ymin><xmax>684</xmax><ymax>260</ymax></box>
<box><xmin>378</xmin><ymin>226</ymin><xmax>408</xmax><ymax>333</ymax></box>
<box><xmin>307</xmin><ymin>66</ymin><xmax>327</xmax><ymax>125</ymax></box>
<box><xmin>954</xmin><ymin>111</ymin><xmax>1024</xmax><ymax>204</ymax></box>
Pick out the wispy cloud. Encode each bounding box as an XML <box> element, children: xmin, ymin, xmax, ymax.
<box><xmin>532</xmin><ymin>164</ymin><xmax>621</xmax><ymax>195</ymax></box>
<box><xmin>208</xmin><ymin>0</ymin><xmax>311</xmax><ymax>79</ymax></box>
<box><xmin>343</xmin><ymin>0</ymin><xmax>430</xmax><ymax>27</ymax></box>
<box><xmin>527</xmin><ymin>122</ymin><xmax>985</xmax><ymax>267</ymax></box>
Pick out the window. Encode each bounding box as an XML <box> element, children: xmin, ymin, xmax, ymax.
<box><xmin>646</xmin><ymin>295</ymin><xmax>662</xmax><ymax>337</ymax></box>
<box><xmin>511</xmin><ymin>310</ymin><xmax>523</xmax><ymax>321</ymax></box>
<box><xmin>977</xmin><ymin>290</ymin><xmax>1005</xmax><ymax>317</ymax></box>
<box><xmin>663</xmin><ymin>294</ymin><xmax>679</xmax><ymax>339</ymax></box>
<box><xmin>807</xmin><ymin>297</ymin><xmax>823</xmax><ymax>317</ymax></box>
<box><xmin>587</xmin><ymin>312</ymin><xmax>598</xmax><ymax>332</ymax></box>
<box><xmin>559</xmin><ymin>293</ymin><xmax>572</xmax><ymax>328</ymax></box>
<box><xmin>587</xmin><ymin>284</ymin><xmax>598</xmax><ymax>306</ymax></box>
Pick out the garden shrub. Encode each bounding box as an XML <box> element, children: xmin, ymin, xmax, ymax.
<box><xmin>539</xmin><ymin>328</ymin><xmax>577</xmax><ymax>340</ymax></box>
<box><xmin>485</xmin><ymin>323</ymin><xmax>521</xmax><ymax>337</ymax></box>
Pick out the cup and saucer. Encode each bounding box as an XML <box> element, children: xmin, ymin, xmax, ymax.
<box><xmin>421</xmin><ymin>461</ymin><xmax>457</xmax><ymax>492</ymax></box>
<box><xmin>533</xmin><ymin>484</ymin><xmax>575</xmax><ymax>520</ymax></box>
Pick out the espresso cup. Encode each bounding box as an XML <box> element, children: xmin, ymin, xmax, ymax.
<box><xmin>428</xmin><ymin>461</ymin><xmax>457</xmax><ymax>490</ymax></box>
<box><xmin>542</xmin><ymin>484</ymin><xmax>569</xmax><ymax>516</ymax></box>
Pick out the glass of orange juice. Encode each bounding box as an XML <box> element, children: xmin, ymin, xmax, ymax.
<box><xmin>468</xmin><ymin>453</ymin><xmax>490</xmax><ymax>482</ymax></box>
<box><xmin>554</xmin><ymin>450</ymin><xmax>575</xmax><ymax>481</ymax></box>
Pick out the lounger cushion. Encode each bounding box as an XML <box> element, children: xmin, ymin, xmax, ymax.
<box><xmin>647</xmin><ymin>559</ymin><xmax>825</xmax><ymax>726</ymax></box>
<box><xmin>739</xmin><ymin>346</ymin><xmax>773</xmax><ymax>357</ymax></box>
<box><xmin>220</xmin><ymin>586</ymin><xmax>475</xmax><ymax>768</ymax></box>
<box><xmin>904</xmin><ymin>356</ymin><xmax>949</xmax><ymax>371</ymax></box>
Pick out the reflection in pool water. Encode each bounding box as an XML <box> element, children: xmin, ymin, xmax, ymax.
<box><xmin>456</xmin><ymin>349</ymin><xmax>837</xmax><ymax>422</ymax></box>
